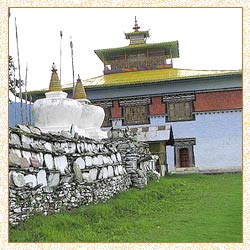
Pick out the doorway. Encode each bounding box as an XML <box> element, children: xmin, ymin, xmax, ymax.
<box><xmin>179</xmin><ymin>148</ymin><xmax>190</xmax><ymax>167</ymax></box>
<box><xmin>149</xmin><ymin>141</ymin><xmax>166</xmax><ymax>173</ymax></box>
<box><xmin>174</xmin><ymin>138</ymin><xmax>196</xmax><ymax>168</ymax></box>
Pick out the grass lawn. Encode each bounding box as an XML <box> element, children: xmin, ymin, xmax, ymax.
<box><xmin>9</xmin><ymin>173</ymin><xmax>242</xmax><ymax>243</ymax></box>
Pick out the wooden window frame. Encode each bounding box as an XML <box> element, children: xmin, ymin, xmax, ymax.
<box><xmin>166</xmin><ymin>100</ymin><xmax>195</xmax><ymax>122</ymax></box>
<box><xmin>123</xmin><ymin>105</ymin><xmax>150</xmax><ymax>126</ymax></box>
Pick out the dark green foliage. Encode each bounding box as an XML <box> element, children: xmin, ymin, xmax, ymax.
<box><xmin>147</xmin><ymin>171</ymin><xmax>160</xmax><ymax>181</ymax></box>
<box><xmin>9</xmin><ymin>173</ymin><xmax>242</xmax><ymax>243</ymax></box>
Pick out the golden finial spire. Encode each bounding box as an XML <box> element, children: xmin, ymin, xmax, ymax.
<box><xmin>133</xmin><ymin>16</ymin><xmax>140</xmax><ymax>32</ymax></box>
<box><xmin>73</xmin><ymin>74</ymin><xmax>87</xmax><ymax>99</ymax></box>
<box><xmin>49</xmin><ymin>63</ymin><xmax>62</xmax><ymax>92</ymax></box>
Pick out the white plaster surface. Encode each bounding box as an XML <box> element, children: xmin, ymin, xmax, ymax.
<box><xmin>32</xmin><ymin>92</ymin><xmax>108</xmax><ymax>140</ymax></box>
<box><xmin>32</xmin><ymin>91</ymin><xmax>82</xmax><ymax>133</ymax></box>
<box><xmin>78</xmin><ymin>101</ymin><xmax>105</xmax><ymax>129</ymax></box>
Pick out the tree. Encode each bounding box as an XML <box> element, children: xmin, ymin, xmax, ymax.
<box><xmin>9</xmin><ymin>55</ymin><xmax>23</xmax><ymax>96</ymax></box>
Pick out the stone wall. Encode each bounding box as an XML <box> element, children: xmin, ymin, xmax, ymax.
<box><xmin>9</xmin><ymin>125</ymin><xmax>158</xmax><ymax>226</ymax></box>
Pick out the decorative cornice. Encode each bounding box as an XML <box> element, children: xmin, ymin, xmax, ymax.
<box><xmin>163</xmin><ymin>93</ymin><xmax>195</xmax><ymax>103</ymax></box>
<box><xmin>92</xmin><ymin>100</ymin><xmax>113</xmax><ymax>108</ymax></box>
<box><xmin>119</xmin><ymin>97</ymin><xmax>151</xmax><ymax>107</ymax></box>
<box><xmin>174</xmin><ymin>138</ymin><xmax>196</xmax><ymax>146</ymax></box>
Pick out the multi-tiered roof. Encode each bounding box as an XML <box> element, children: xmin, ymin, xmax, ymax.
<box><xmin>94</xmin><ymin>17</ymin><xmax>179</xmax><ymax>75</ymax></box>
<box><xmin>28</xmin><ymin>18</ymin><xmax>241</xmax><ymax>100</ymax></box>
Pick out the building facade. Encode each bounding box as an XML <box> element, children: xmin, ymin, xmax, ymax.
<box><xmin>26</xmin><ymin>18</ymin><xmax>242</xmax><ymax>174</ymax></box>
<box><xmin>86</xmin><ymin>72</ymin><xmax>242</xmax><ymax>174</ymax></box>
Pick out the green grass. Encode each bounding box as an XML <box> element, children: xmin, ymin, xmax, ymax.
<box><xmin>9</xmin><ymin>173</ymin><xmax>242</xmax><ymax>243</ymax></box>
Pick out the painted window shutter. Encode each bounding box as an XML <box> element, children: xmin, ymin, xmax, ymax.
<box><xmin>124</xmin><ymin>105</ymin><xmax>148</xmax><ymax>125</ymax></box>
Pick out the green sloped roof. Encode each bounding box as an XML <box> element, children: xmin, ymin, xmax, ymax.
<box><xmin>28</xmin><ymin>68</ymin><xmax>242</xmax><ymax>96</ymax></box>
<box><xmin>94</xmin><ymin>41</ymin><xmax>179</xmax><ymax>62</ymax></box>
<box><xmin>69</xmin><ymin>68</ymin><xmax>242</xmax><ymax>89</ymax></box>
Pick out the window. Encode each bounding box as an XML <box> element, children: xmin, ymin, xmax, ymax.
<box><xmin>163</xmin><ymin>93</ymin><xmax>195</xmax><ymax>122</ymax></box>
<box><xmin>127</xmin><ymin>53</ymin><xmax>147</xmax><ymax>67</ymax></box>
<box><xmin>148</xmin><ymin>50</ymin><xmax>166</xmax><ymax>66</ymax></box>
<box><xmin>123</xmin><ymin>105</ymin><xmax>149</xmax><ymax>125</ymax></box>
<box><xmin>167</xmin><ymin>101</ymin><xmax>194</xmax><ymax>121</ymax></box>
<box><xmin>174</xmin><ymin>138</ymin><xmax>196</xmax><ymax>168</ymax></box>
<box><xmin>137</xmin><ymin>53</ymin><xmax>147</xmax><ymax>66</ymax></box>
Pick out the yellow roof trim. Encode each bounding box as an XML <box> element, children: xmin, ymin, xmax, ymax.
<box><xmin>67</xmin><ymin>68</ymin><xmax>242</xmax><ymax>89</ymax></box>
<box><xmin>28</xmin><ymin>68</ymin><xmax>242</xmax><ymax>95</ymax></box>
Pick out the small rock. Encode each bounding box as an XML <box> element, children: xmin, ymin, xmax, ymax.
<box><xmin>37</xmin><ymin>170</ymin><xmax>47</xmax><ymax>187</ymax></box>
<box><xmin>48</xmin><ymin>173</ymin><xmax>60</xmax><ymax>187</ymax></box>
<box><xmin>9</xmin><ymin>152</ymin><xmax>21</xmax><ymax>166</ymax></box>
<box><xmin>17</xmin><ymin>124</ymin><xmax>31</xmax><ymax>133</ymax></box>
<box><xmin>44</xmin><ymin>154</ymin><xmax>54</xmax><ymax>170</ymax></box>
<box><xmin>12</xmin><ymin>172</ymin><xmax>25</xmax><ymax>187</ymax></box>
<box><xmin>24</xmin><ymin>174</ymin><xmax>37</xmax><ymax>187</ymax></box>
<box><xmin>29</xmin><ymin>126</ymin><xmax>41</xmax><ymax>135</ymax></box>
<box><xmin>20</xmin><ymin>157</ymin><xmax>30</xmax><ymax>168</ymax></box>
<box><xmin>75</xmin><ymin>157</ymin><xmax>85</xmax><ymax>169</ymax></box>
<box><xmin>73</xmin><ymin>162</ymin><xmax>83</xmax><ymax>182</ymax></box>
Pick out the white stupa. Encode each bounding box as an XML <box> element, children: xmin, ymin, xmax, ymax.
<box><xmin>73</xmin><ymin>75</ymin><xmax>107</xmax><ymax>140</ymax></box>
<box><xmin>32</xmin><ymin>64</ymin><xmax>107</xmax><ymax>140</ymax></box>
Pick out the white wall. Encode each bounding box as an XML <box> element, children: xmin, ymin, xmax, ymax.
<box><xmin>164</xmin><ymin>110</ymin><xmax>242</xmax><ymax>172</ymax></box>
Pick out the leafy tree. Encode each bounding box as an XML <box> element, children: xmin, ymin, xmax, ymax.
<box><xmin>9</xmin><ymin>55</ymin><xmax>23</xmax><ymax>96</ymax></box>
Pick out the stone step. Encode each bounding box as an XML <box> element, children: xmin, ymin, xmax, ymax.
<box><xmin>174</xmin><ymin>167</ymin><xmax>199</xmax><ymax>174</ymax></box>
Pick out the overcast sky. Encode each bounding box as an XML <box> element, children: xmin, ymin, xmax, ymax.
<box><xmin>9</xmin><ymin>8</ymin><xmax>242</xmax><ymax>91</ymax></box>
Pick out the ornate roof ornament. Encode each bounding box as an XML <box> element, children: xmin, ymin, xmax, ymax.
<box><xmin>73</xmin><ymin>74</ymin><xmax>87</xmax><ymax>99</ymax></box>
<box><xmin>133</xmin><ymin>16</ymin><xmax>140</xmax><ymax>32</ymax></box>
<box><xmin>49</xmin><ymin>63</ymin><xmax>62</xmax><ymax>92</ymax></box>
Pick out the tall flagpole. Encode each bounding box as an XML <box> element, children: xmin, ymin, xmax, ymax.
<box><xmin>60</xmin><ymin>31</ymin><xmax>62</xmax><ymax>83</ymax></box>
<box><xmin>70</xmin><ymin>37</ymin><xmax>75</xmax><ymax>97</ymax></box>
<box><xmin>15</xmin><ymin>17</ymin><xmax>23</xmax><ymax>124</ymax></box>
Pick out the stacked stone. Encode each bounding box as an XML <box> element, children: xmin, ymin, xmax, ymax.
<box><xmin>9</xmin><ymin>125</ymin><xmax>131</xmax><ymax>226</ymax></box>
<box><xmin>105</xmin><ymin>128</ymin><xmax>156</xmax><ymax>189</ymax></box>
<box><xmin>9</xmin><ymin>125</ymin><xmax>157</xmax><ymax>226</ymax></box>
